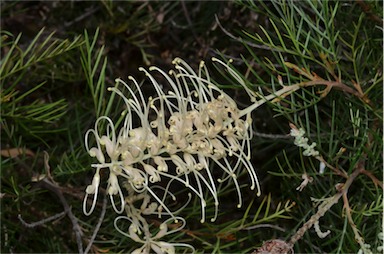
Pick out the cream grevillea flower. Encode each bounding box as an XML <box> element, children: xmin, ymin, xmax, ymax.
<box><xmin>84</xmin><ymin>57</ymin><xmax>305</xmax><ymax>252</ymax></box>
<box><xmin>84</xmin><ymin>116</ymin><xmax>126</xmax><ymax>215</ymax></box>
<box><xmin>84</xmin><ymin>57</ymin><xmax>263</xmax><ymax>222</ymax></box>
<box><xmin>114</xmin><ymin>216</ymin><xmax>194</xmax><ymax>254</ymax></box>
<box><xmin>115</xmin><ymin>185</ymin><xmax>194</xmax><ymax>254</ymax></box>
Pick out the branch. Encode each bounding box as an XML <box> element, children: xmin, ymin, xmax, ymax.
<box><xmin>288</xmin><ymin>160</ymin><xmax>364</xmax><ymax>246</ymax></box>
<box><xmin>284</xmin><ymin>62</ymin><xmax>372</xmax><ymax>105</ymax></box>
<box><xmin>16</xmin><ymin>152</ymin><xmax>85</xmax><ymax>254</ymax></box>
<box><xmin>361</xmin><ymin>169</ymin><xmax>384</xmax><ymax>189</ymax></box>
<box><xmin>18</xmin><ymin>211</ymin><xmax>66</xmax><ymax>228</ymax></box>
<box><xmin>37</xmin><ymin>178</ymin><xmax>84</xmax><ymax>254</ymax></box>
<box><xmin>84</xmin><ymin>192</ymin><xmax>107</xmax><ymax>254</ymax></box>
<box><xmin>214</xmin><ymin>15</ymin><xmax>282</xmax><ymax>52</ymax></box>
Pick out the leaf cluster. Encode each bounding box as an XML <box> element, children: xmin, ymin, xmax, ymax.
<box><xmin>231</xmin><ymin>0</ymin><xmax>382</xmax><ymax>253</ymax></box>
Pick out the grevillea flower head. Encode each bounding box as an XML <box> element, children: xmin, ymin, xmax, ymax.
<box><xmin>83</xmin><ymin>57</ymin><xmax>306</xmax><ymax>252</ymax></box>
<box><xmin>84</xmin><ymin>57</ymin><xmax>263</xmax><ymax>222</ymax></box>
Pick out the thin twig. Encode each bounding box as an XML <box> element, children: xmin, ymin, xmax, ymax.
<box><xmin>43</xmin><ymin>152</ymin><xmax>84</xmax><ymax>253</ymax></box>
<box><xmin>288</xmin><ymin>160</ymin><xmax>364</xmax><ymax>246</ymax></box>
<box><xmin>356</xmin><ymin>0</ymin><xmax>383</xmax><ymax>25</ymax></box>
<box><xmin>38</xmin><ymin>178</ymin><xmax>84</xmax><ymax>254</ymax></box>
<box><xmin>84</xmin><ymin>192</ymin><xmax>107</xmax><ymax>254</ymax></box>
<box><xmin>288</xmin><ymin>191</ymin><xmax>342</xmax><ymax>246</ymax></box>
<box><xmin>316</xmin><ymin>155</ymin><xmax>348</xmax><ymax>179</ymax></box>
<box><xmin>15</xmin><ymin>152</ymin><xmax>85</xmax><ymax>254</ymax></box>
<box><xmin>300</xmin><ymin>79</ymin><xmax>367</xmax><ymax>101</ymax></box>
<box><xmin>253</xmin><ymin>131</ymin><xmax>292</xmax><ymax>139</ymax></box>
<box><xmin>43</xmin><ymin>151</ymin><xmax>54</xmax><ymax>183</ymax></box>
<box><xmin>64</xmin><ymin>6</ymin><xmax>100</xmax><ymax>28</ymax></box>
<box><xmin>215</xmin><ymin>15</ymin><xmax>283</xmax><ymax>52</ymax></box>
<box><xmin>284</xmin><ymin>62</ymin><xmax>372</xmax><ymax>105</ymax></box>
<box><xmin>180</xmin><ymin>1</ymin><xmax>202</xmax><ymax>47</ymax></box>
<box><xmin>361</xmin><ymin>169</ymin><xmax>384</xmax><ymax>189</ymax></box>
<box><xmin>341</xmin><ymin>160</ymin><xmax>368</xmax><ymax>251</ymax></box>
<box><xmin>243</xmin><ymin>223</ymin><xmax>286</xmax><ymax>232</ymax></box>
<box><xmin>342</xmin><ymin>189</ymin><xmax>366</xmax><ymax>248</ymax></box>
<box><xmin>18</xmin><ymin>211</ymin><xmax>66</xmax><ymax>228</ymax></box>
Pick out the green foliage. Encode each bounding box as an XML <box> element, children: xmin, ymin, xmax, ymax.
<box><xmin>1</xmin><ymin>29</ymin><xmax>84</xmax><ymax>146</ymax></box>
<box><xmin>1</xmin><ymin>1</ymin><xmax>382</xmax><ymax>253</ymax></box>
<box><xmin>1</xmin><ymin>27</ymin><xmax>87</xmax><ymax>253</ymax></box>
<box><xmin>233</xmin><ymin>0</ymin><xmax>382</xmax><ymax>253</ymax></box>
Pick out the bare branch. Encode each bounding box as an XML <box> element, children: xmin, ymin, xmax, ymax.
<box><xmin>84</xmin><ymin>192</ymin><xmax>107</xmax><ymax>254</ymax></box>
<box><xmin>18</xmin><ymin>211</ymin><xmax>66</xmax><ymax>228</ymax></box>
<box><xmin>215</xmin><ymin>15</ymin><xmax>283</xmax><ymax>52</ymax></box>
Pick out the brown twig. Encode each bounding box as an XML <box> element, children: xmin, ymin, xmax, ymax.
<box><xmin>64</xmin><ymin>6</ymin><xmax>100</xmax><ymax>28</ymax></box>
<box><xmin>18</xmin><ymin>211</ymin><xmax>66</xmax><ymax>228</ymax></box>
<box><xmin>316</xmin><ymin>155</ymin><xmax>348</xmax><ymax>179</ymax></box>
<box><xmin>361</xmin><ymin>169</ymin><xmax>384</xmax><ymax>189</ymax></box>
<box><xmin>37</xmin><ymin>178</ymin><xmax>84</xmax><ymax>254</ymax></box>
<box><xmin>214</xmin><ymin>15</ymin><xmax>282</xmax><ymax>52</ymax></box>
<box><xmin>16</xmin><ymin>152</ymin><xmax>85</xmax><ymax>254</ymax></box>
<box><xmin>342</xmin><ymin>187</ymin><xmax>365</xmax><ymax>248</ymax></box>
<box><xmin>356</xmin><ymin>0</ymin><xmax>383</xmax><ymax>25</ymax></box>
<box><xmin>284</xmin><ymin>62</ymin><xmax>372</xmax><ymax>105</ymax></box>
<box><xmin>288</xmin><ymin>159</ymin><xmax>364</xmax><ymax>247</ymax></box>
<box><xmin>243</xmin><ymin>223</ymin><xmax>286</xmax><ymax>232</ymax></box>
<box><xmin>299</xmin><ymin>79</ymin><xmax>369</xmax><ymax>103</ymax></box>
<box><xmin>288</xmin><ymin>191</ymin><xmax>342</xmax><ymax>246</ymax></box>
<box><xmin>84</xmin><ymin>192</ymin><xmax>107</xmax><ymax>254</ymax></box>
